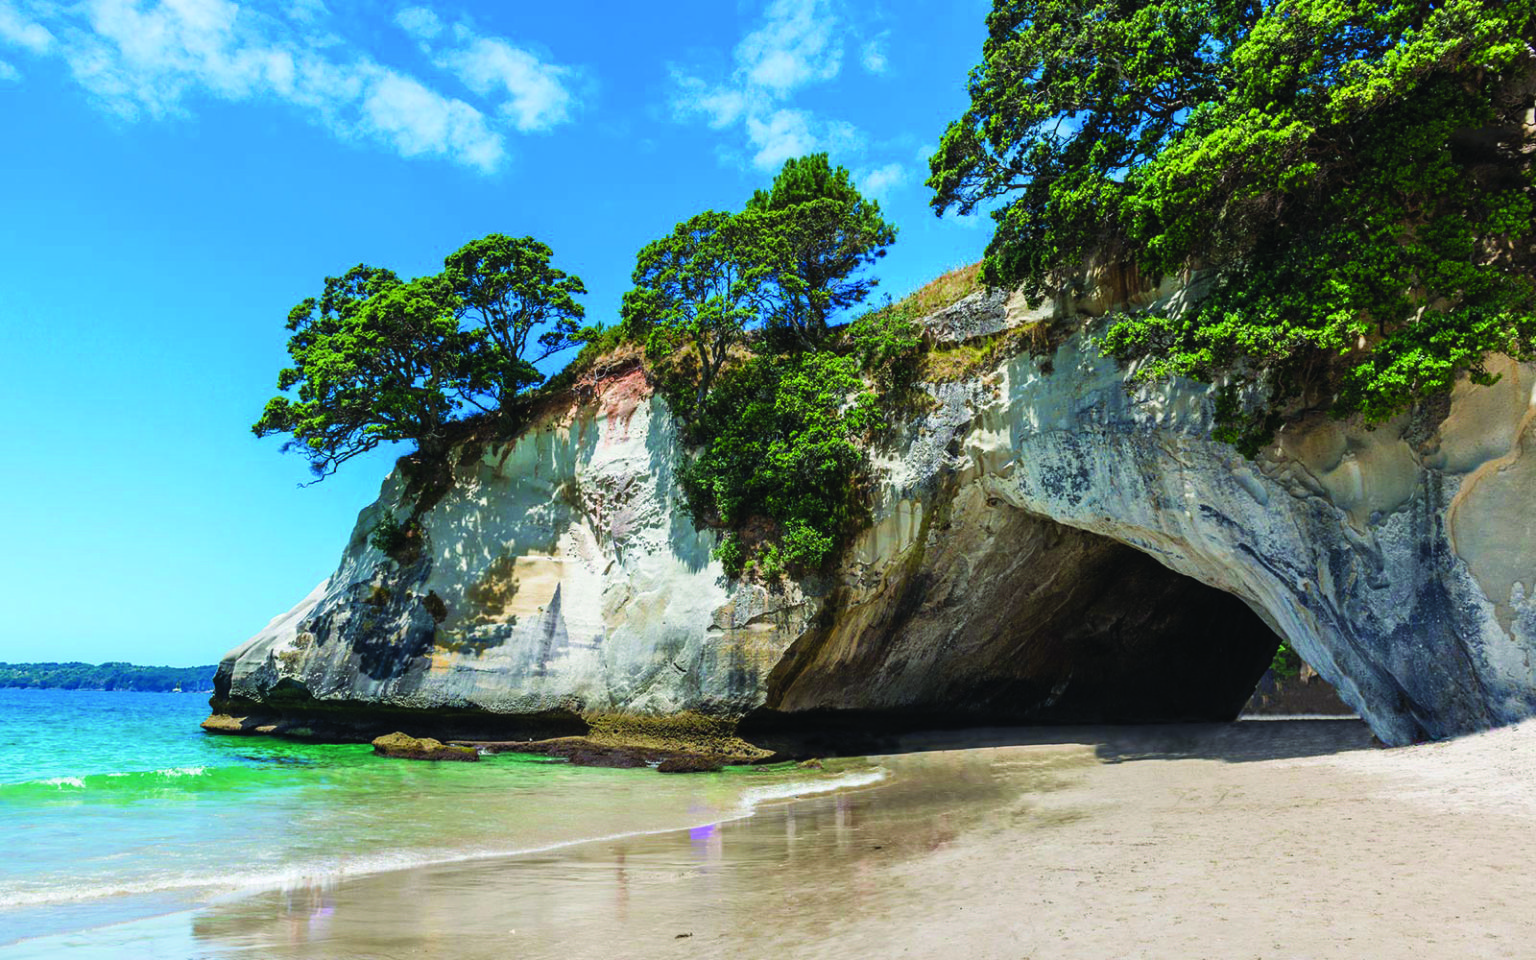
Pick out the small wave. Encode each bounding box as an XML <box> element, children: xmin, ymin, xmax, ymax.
<box><xmin>0</xmin><ymin>765</ymin><xmax>257</xmax><ymax>801</ymax></box>
<box><xmin>105</xmin><ymin>767</ymin><xmax>208</xmax><ymax>779</ymax></box>
<box><xmin>0</xmin><ymin>767</ymin><xmax>890</xmax><ymax>910</ymax></box>
<box><xmin>739</xmin><ymin>769</ymin><xmax>888</xmax><ymax>807</ymax></box>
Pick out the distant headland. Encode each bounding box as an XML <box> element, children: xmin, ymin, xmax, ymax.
<box><xmin>0</xmin><ymin>662</ymin><xmax>217</xmax><ymax>693</ymax></box>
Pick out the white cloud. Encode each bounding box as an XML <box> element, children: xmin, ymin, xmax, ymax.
<box><xmin>437</xmin><ymin>31</ymin><xmax>572</xmax><ymax>132</ymax></box>
<box><xmin>0</xmin><ymin>0</ymin><xmax>581</xmax><ymax>172</ymax></box>
<box><xmin>393</xmin><ymin>6</ymin><xmax>440</xmax><ymax>41</ymax></box>
<box><xmin>0</xmin><ymin>57</ymin><xmax>18</xmax><ymax>81</ymax></box>
<box><xmin>859</xmin><ymin>36</ymin><xmax>887</xmax><ymax>74</ymax></box>
<box><xmin>361</xmin><ymin>67</ymin><xmax>504</xmax><ymax>169</ymax></box>
<box><xmin>670</xmin><ymin>68</ymin><xmax>744</xmax><ymax>128</ymax></box>
<box><xmin>286</xmin><ymin>0</ymin><xmax>328</xmax><ymax>25</ymax></box>
<box><xmin>737</xmin><ymin>0</ymin><xmax>840</xmax><ymax>94</ymax></box>
<box><xmin>0</xmin><ymin>2</ymin><xmax>56</xmax><ymax>54</ymax></box>
<box><xmin>62</xmin><ymin>0</ymin><xmax>296</xmax><ymax>120</ymax></box>
<box><xmin>745</xmin><ymin>108</ymin><xmax>815</xmax><ymax>170</ymax></box>
<box><xmin>856</xmin><ymin>161</ymin><xmax>905</xmax><ymax>199</ymax></box>
<box><xmin>671</xmin><ymin>0</ymin><xmax>872</xmax><ymax>172</ymax></box>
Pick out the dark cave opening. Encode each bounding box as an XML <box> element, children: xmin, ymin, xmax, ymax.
<box><xmin>749</xmin><ymin>504</ymin><xmax>1294</xmax><ymax>738</ymax></box>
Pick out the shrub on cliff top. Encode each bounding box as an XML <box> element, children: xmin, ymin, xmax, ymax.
<box><xmin>932</xmin><ymin>0</ymin><xmax>1536</xmax><ymax>451</ymax></box>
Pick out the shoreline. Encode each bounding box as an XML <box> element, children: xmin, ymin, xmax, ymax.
<box><xmin>10</xmin><ymin>717</ymin><xmax>1536</xmax><ymax>959</ymax></box>
<box><xmin>0</xmin><ymin>761</ymin><xmax>890</xmax><ymax>950</ymax></box>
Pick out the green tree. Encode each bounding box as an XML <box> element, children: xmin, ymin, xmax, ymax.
<box><xmin>620</xmin><ymin>210</ymin><xmax>777</xmax><ymax>409</ymax></box>
<box><xmin>253</xmin><ymin>266</ymin><xmax>472</xmax><ymax>479</ymax></box>
<box><xmin>442</xmin><ymin>233</ymin><xmax>588</xmax><ymax>408</ymax></box>
<box><xmin>931</xmin><ymin>0</ymin><xmax>1536</xmax><ymax>449</ymax></box>
<box><xmin>747</xmin><ymin>154</ymin><xmax>898</xmax><ymax>344</ymax></box>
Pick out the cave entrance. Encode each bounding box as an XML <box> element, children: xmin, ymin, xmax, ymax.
<box><xmin>756</xmin><ymin>495</ymin><xmax>1296</xmax><ymax>732</ymax></box>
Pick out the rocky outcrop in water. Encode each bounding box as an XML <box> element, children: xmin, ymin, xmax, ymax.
<box><xmin>371</xmin><ymin>732</ymin><xmax>478</xmax><ymax>762</ymax></box>
<box><xmin>208</xmin><ymin>274</ymin><xmax>1536</xmax><ymax>747</ymax></box>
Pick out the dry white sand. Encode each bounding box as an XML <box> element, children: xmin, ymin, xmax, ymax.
<box><xmin>844</xmin><ymin>721</ymin><xmax>1536</xmax><ymax>960</ymax></box>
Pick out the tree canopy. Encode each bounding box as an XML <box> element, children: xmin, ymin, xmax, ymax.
<box><xmin>252</xmin><ymin>267</ymin><xmax>469</xmax><ymax>479</ymax></box>
<box><xmin>748</xmin><ymin>153</ymin><xmax>898</xmax><ymax>344</ymax></box>
<box><xmin>620</xmin><ymin>210</ymin><xmax>777</xmax><ymax>409</ymax></box>
<box><xmin>443</xmin><ymin>234</ymin><xmax>587</xmax><ymax>408</ymax></box>
<box><xmin>254</xmin><ymin>236</ymin><xmax>587</xmax><ymax>479</ymax></box>
<box><xmin>621</xmin><ymin>153</ymin><xmax>898</xmax><ymax>412</ymax></box>
<box><xmin>931</xmin><ymin>0</ymin><xmax>1536</xmax><ymax>450</ymax></box>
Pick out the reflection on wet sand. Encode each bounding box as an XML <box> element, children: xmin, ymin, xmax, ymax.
<box><xmin>184</xmin><ymin>744</ymin><xmax>1088</xmax><ymax>959</ymax></box>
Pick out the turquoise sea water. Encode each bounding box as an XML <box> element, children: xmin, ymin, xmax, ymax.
<box><xmin>0</xmin><ymin>689</ymin><xmax>880</xmax><ymax>949</ymax></box>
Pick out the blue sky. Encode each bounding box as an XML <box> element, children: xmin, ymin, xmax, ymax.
<box><xmin>0</xmin><ymin>0</ymin><xmax>992</xmax><ymax>666</ymax></box>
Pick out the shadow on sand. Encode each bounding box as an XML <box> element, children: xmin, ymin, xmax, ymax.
<box><xmin>869</xmin><ymin>718</ymin><xmax>1379</xmax><ymax>765</ymax></box>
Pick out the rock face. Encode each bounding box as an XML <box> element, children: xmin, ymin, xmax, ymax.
<box><xmin>210</xmin><ymin>277</ymin><xmax>1536</xmax><ymax>747</ymax></box>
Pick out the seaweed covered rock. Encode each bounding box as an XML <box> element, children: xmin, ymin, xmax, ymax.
<box><xmin>371</xmin><ymin>732</ymin><xmax>478</xmax><ymax>762</ymax></box>
<box><xmin>655</xmin><ymin>755</ymin><xmax>725</xmax><ymax>774</ymax></box>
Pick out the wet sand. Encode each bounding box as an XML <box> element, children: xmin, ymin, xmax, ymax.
<box><xmin>11</xmin><ymin>718</ymin><xmax>1536</xmax><ymax>960</ymax></box>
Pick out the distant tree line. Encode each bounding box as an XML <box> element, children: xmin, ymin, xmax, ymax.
<box><xmin>0</xmin><ymin>662</ymin><xmax>217</xmax><ymax>692</ymax></box>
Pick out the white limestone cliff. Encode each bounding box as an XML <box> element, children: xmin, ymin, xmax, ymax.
<box><xmin>211</xmin><ymin>280</ymin><xmax>1536</xmax><ymax>746</ymax></box>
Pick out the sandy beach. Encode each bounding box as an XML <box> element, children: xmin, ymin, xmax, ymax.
<box><xmin>10</xmin><ymin>718</ymin><xmax>1536</xmax><ymax>960</ymax></box>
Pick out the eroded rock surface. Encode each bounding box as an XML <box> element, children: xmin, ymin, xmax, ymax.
<box><xmin>210</xmin><ymin>277</ymin><xmax>1536</xmax><ymax>747</ymax></box>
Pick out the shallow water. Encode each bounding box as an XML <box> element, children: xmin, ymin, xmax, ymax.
<box><xmin>3</xmin><ymin>690</ymin><xmax>1399</xmax><ymax>958</ymax></box>
<box><xmin>0</xmin><ymin>689</ymin><xmax>878</xmax><ymax>947</ymax></box>
<box><xmin>2</xmin><ymin>740</ymin><xmax>1096</xmax><ymax>959</ymax></box>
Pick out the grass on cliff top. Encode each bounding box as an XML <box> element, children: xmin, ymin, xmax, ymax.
<box><xmin>920</xmin><ymin>323</ymin><xmax>1053</xmax><ymax>382</ymax></box>
<box><xmin>542</xmin><ymin>261</ymin><xmax>988</xmax><ymax>400</ymax></box>
<box><xmin>854</xmin><ymin>262</ymin><xmax>983</xmax><ymax>329</ymax></box>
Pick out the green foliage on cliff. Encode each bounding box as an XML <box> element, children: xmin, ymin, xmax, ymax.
<box><xmin>681</xmin><ymin>350</ymin><xmax>880</xmax><ymax>578</ymax></box>
<box><xmin>0</xmin><ymin>662</ymin><xmax>216</xmax><ymax>692</ymax></box>
<box><xmin>256</xmin><ymin>151</ymin><xmax>909</xmax><ymax>579</ymax></box>
<box><xmin>368</xmin><ymin>513</ymin><xmax>426</xmax><ymax>565</ymax></box>
<box><xmin>255</xmin><ymin>235</ymin><xmax>588</xmax><ymax>479</ymax></box>
<box><xmin>618</xmin><ymin>154</ymin><xmax>901</xmax><ymax>577</ymax></box>
<box><xmin>932</xmin><ymin>0</ymin><xmax>1536</xmax><ymax>450</ymax></box>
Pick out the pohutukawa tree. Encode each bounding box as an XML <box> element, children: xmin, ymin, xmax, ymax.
<box><xmin>442</xmin><ymin>233</ymin><xmax>588</xmax><ymax>409</ymax></box>
<box><xmin>252</xmin><ymin>266</ymin><xmax>469</xmax><ymax>479</ymax></box>
<box><xmin>931</xmin><ymin>0</ymin><xmax>1536</xmax><ymax>452</ymax></box>
<box><xmin>620</xmin><ymin>210</ymin><xmax>777</xmax><ymax>409</ymax></box>
<box><xmin>747</xmin><ymin>153</ymin><xmax>897</xmax><ymax>345</ymax></box>
<box><xmin>255</xmin><ymin>234</ymin><xmax>588</xmax><ymax>478</ymax></box>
